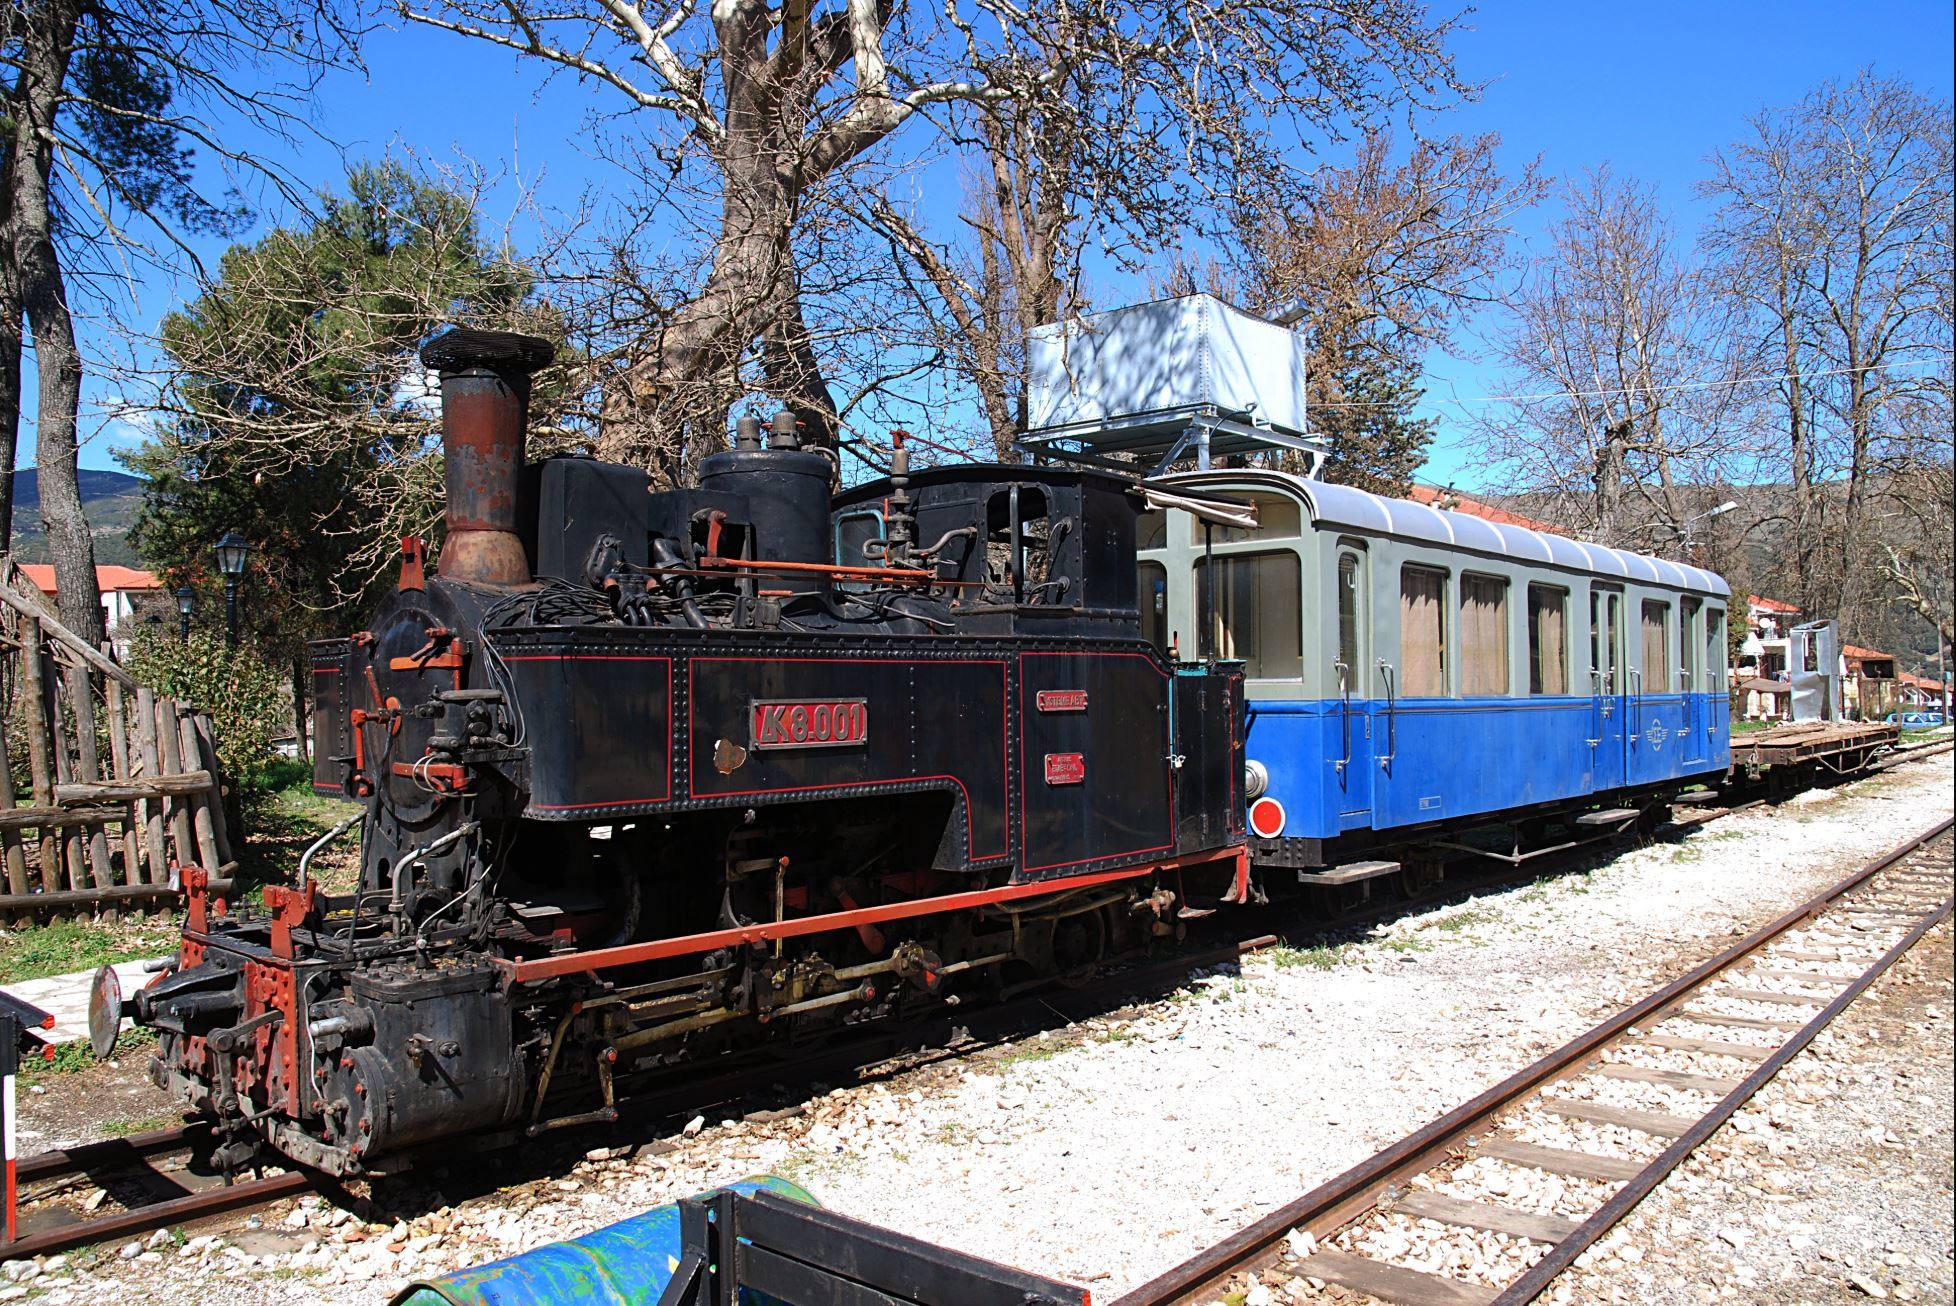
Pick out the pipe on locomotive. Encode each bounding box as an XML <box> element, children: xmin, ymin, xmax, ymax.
<box><xmin>418</xmin><ymin>328</ymin><xmax>556</xmax><ymax>586</ymax></box>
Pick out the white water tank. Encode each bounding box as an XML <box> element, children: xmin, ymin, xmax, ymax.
<box><xmin>1026</xmin><ymin>294</ymin><xmax>1311</xmax><ymax>438</ymax></box>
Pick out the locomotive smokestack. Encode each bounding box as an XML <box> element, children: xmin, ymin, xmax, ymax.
<box><xmin>418</xmin><ymin>328</ymin><xmax>555</xmax><ymax>587</ymax></box>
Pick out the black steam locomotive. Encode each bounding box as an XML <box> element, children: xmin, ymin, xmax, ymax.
<box><xmin>103</xmin><ymin>330</ymin><xmax>1249</xmax><ymax>1176</ymax></box>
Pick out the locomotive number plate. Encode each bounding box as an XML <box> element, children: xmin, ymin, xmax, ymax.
<box><xmin>1035</xmin><ymin>689</ymin><xmax>1089</xmax><ymax>713</ymax></box>
<box><xmin>1043</xmin><ymin>752</ymin><xmax>1085</xmax><ymax>785</ymax></box>
<box><xmin>750</xmin><ymin>699</ymin><xmax>869</xmax><ymax>750</ymax></box>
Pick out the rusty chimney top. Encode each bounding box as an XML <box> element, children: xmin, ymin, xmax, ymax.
<box><xmin>418</xmin><ymin>328</ymin><xmax>555</xmax><ymax>587</ymax></box>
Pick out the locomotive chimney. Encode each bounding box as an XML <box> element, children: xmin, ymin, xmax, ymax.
<box><xmin>418</xmin><ymin>328</ymin><xmax>556</xmax><ymax>587</ymax></box>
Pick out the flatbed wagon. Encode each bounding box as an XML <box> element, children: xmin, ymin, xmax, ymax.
<box><xmin>1731</xmin><ymin>720</ymin><xmax>1900</xmax><ymax>783</ymax></box>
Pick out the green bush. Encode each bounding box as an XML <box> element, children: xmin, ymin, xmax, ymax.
<box><xmin>123</xmin><ymin>628</ymin><xmax>287</xmax><ymax>797</ymax></box>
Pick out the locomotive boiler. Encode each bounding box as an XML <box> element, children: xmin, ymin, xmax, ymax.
<box><xmin>99</xmin><ymin>329</ymin><xmax>1249</xmax><ymax>1176</ymax></box>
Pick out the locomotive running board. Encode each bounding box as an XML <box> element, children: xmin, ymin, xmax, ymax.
<box><xmin>495</xmin><ymin>848</ymin><xmax>1249</xmax><ymax>984</ymax></box>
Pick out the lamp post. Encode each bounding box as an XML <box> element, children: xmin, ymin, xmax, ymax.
<box><xmin>175</xmin><ymin>585</ymin><xmax>194</xmax><ymax>641</ymax></box>
<box><xmin>213</xmin><ymin>531</ymin><xmax>250</xmax><ymax>649</ymax></box>
<box><xmin>1680</xmin><ymin>500</ymin><xmax>1738</xmax><ymax>558</ymax></box>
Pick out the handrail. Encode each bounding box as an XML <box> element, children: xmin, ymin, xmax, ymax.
<box><xmin>1586</xmin><ymin>669</ymin><xmax>1603</xmax><ymax>747</ymax></box>
<box><xmin>1376</xmin><ymin>659</ymin><xmax>1396</xmax><ymax>768</ymax></box>
<box><xmin>1333</xmin><ymin>659</ymin><xmax>1351</xmax><ymax>775</ymax></box>
<box><xmin>1629</xmin><ymin>667</ymin><xmax>1643</xmax><ymax>744</ymax></box>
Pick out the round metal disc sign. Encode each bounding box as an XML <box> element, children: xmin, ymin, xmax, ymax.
<box><xmin>88</xmin><ymin>964</ymin><xmax>123</xmax><ymax>1061</ymax></box>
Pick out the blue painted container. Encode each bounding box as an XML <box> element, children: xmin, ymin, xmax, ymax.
<box><xmin>390</xmin><ymin>1175</ymin><xmax>817</xmax><ymax>1306</ymax></box>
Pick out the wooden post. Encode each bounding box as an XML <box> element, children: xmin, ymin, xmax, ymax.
<box><xmin>177</xmin><ymin>710</ymin><xmax>222</xmax><ymax>876</ymax></box>
<box><xmin>157</xmin><ymin>696</ymin><xmax>197</xmax><ymax>876</ymax></box>
<box><xmin>135</xmin><ymin>686</ymin><xmax>169</xmax><ymax>885</ymax></box>
<box><xmin>104</xmin><ymin>678</ymin><xmax>145</xmax><ymax>901</ymax></box>
<box><xmin>0</xmin><ymin>716</ymin><xmax>29</xmax><ymax>925</ymax></box>
<box><xmin>65</xmin><ymin>664</ymin><xmax>117</xmax><ymax>911</ymax></box>
<box><xmin>44</xmin><ymin>662</ymin><xmax>86</xmax><ymax>893</ymax></box>
<box><xmin>17</xmin><ymin>621</ymin><xmax>57</xmax><ymax>891</ymax></box>
<box><xmin>191</xmin><ymin>710</ymin><xmax>234</xmax><ymax>865</ymax></box>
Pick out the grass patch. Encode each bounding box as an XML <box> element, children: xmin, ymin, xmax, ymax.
<box><xmin>24</xmin><ymin>1027</ymin><xmax>158</xmax><ymax>1077</ymax></box>
<box><xmin>234</xmin><ymin>762</ymin><xmax>362</xmax><ymax>898</ymax></box>
<box><xmin>1377</xmin><ymin>935</ymin><xmax>1428</xmax><ymax>954</ymax></box>
<box><xmin>103</xmin><ymin>1113</ymin><xmax>176</xmax><ymax>1138</ymax></box>
<box><xmin>1431</xmin><ymin>908</ymin><xmax>1501</xmax><ymax>933</ymax></box>
<box><xmin>1266</xmin><ymin>942</ymin><xmax>1354</xmax><ymax>970</ymax></box>
<box><xmin>0</xmin><ymin>916</ymin><xmax>179</xmax><ymax>986</ymax></box>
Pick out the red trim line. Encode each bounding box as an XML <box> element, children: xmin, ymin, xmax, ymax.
<box><xmin>1017</xmin><ymin>651</ymin><xmax>1177</xmax><ymax>874</ymax></box>
<box><xmin>503</xmin><ymin>653</ymin><xmax>675</xmax><ymax>806</ymax></box>
<box><xmin>688</xmin><ymin>656</ymin><xmax>1009</xmax><ymax>861</ymax></box>
<box><xmin>499</xmin><ymin>850</ymin><xmax>1237</xmax><ymax>984</ymax></box>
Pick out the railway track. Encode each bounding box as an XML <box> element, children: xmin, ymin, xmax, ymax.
<box><xmin>1115</xmin><ymin>816</ymin><xmax>1955</xmax><ymax>1306</ymax></box>
<box><xmin>5</xmin><ymin>746</ymin><xmax>1945</xmax><ymax>1268</ymax></box>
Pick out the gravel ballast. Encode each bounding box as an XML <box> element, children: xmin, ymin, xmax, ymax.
<box><xmin>5</xmin><ymin>753</ymin><xmax>1949</xmax><ymax>1304</ymax></box>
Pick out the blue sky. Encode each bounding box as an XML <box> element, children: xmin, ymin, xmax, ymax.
<box><xmin>49</xmin><ymin>0</ymin><xmax>1956</xmax><ymax>489</ymax></box>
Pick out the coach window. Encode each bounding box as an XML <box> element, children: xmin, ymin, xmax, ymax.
<box><xmin>1681</xmin><ymin>596</ymin><xmax>1702</xmax><ymax>692</ymax></box>
<box><xmin>1527</xmin><ymin>584</ymin><xmax>1569</xmax><ymax>694</ymax></box>
<box><xmin>1460</xmin><ymin>574</ymin><xmax>1510</xmax><ymax>696</ymax></box>
<box><xmin>1705</xmin><ymin>608</ymin><xmax>1726</xmax><ymax>692</ymax></box>
<box><xmin>1139</xmin><ymin>561</ymin><xmax>1168</xmax><ymax>654</ymax></box>
<box><xmin>1195</xmin><ymin>552</ymin><xmax>1301</xmax><ymax>678</ymax></box>
<box><xmin>1336</xmin><ymin>549</ymin><xmax>1364</xmax><ymax>691</ymax></box>
<box><xmin>1591</xmin><ymin>587</ymin><xmax>1624</xmax><ymax>693</ymax></box>
<box><xmin>1201</xmin><ymin>491</ymin><xmax>1301</xmax><ymax>545</ymax></box>
<box><xmin>1641</xmin><ymin>600</ymin><xmax>1671</xmax><ymax>691</ymax></box>
<box><xmin>1400</xmin><ymin>565</ymin><xmax>1449</xmax><ymax>696</ymax></box>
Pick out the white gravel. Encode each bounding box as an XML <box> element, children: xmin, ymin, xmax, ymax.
<box><xmin>18</xmin><ymin>752</ymin><xmax>1951</xmax><ymax>1304</ymax></box>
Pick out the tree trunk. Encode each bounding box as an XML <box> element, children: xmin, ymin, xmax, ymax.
<box><xmin>0</xmin><ymin>128</ymin><xmax>20</xmax><ymax>553</ymax></box>
<box><xmin>10</xmin><ymin>0</ymin><xmax>101</xmax><ymax>647</ymax></box>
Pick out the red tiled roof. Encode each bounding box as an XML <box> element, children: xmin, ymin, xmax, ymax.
<box><xmin>1843</xmin><ymin>644</ymin><xmax>1894</xmax><ymax>661</ymax></box>
<box><xmin>1746</xmin><ymin>594</ymin><xmax>1802</xmax><ymax>614</ymax></box>
<box><xmin>17</xmin><ymin>564</ymin><xmax>163</xmax><ymax>594</ymax></box>
<box><xmin>1898</xmin><ymin>671</ymin><xmax>1948</xmax><ymax>691</ymax></box>
<box><xmin>1404</xmin><ymin>484</ymin><xmax>1559</xmax><ymax>533</ymax></box>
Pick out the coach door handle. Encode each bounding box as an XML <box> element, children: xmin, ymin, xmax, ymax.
<box><xmin>1629</xmin><ymin>668</ymin><xmax>1643</xmax><ymax>743</ymax></box>
<box><xmin>1586</xmin><ymin>670</ymin><xmax>1602</xmax><ymax>747</ymax></box>
<box><xmin>1334</xmin><ymin>659</ymin><xmax>1351</xmax><ymax>775</ymax></box>
<box><xmin>1376</xmin><ymin>659</ymin><xmax>1396</xmax><ymax>768</ymax></box>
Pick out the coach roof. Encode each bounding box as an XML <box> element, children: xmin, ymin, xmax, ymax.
<box><xmin>1159</xmin><ymin>469</ymin><xmax>1731</xmax><ymax>597</ymax></box>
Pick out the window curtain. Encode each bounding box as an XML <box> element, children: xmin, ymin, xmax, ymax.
<box><xmin>1400</xmin><ymin>567</ymin><xmax>1447</xmax><ymax>696</ymax></box>
<box><xmin>1460</xmin><ymin>576</ymin><xmax>1509</xmax><ymax>696</ymax></box>
<box><xmin>1529</xmin><ymin>586</ymin><xmax>1568</xmax><ymax>694</ymax></box>
<box><xmin>1641</xmin><ymin>601</ymin><xmax>1670</xmax><ymax>690</ymax></box>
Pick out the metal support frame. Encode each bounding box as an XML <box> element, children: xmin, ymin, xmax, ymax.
<box><xmin>0</xmin><ymin>993</ymin><xmax>54</xmax><ymax>1243</ymax></box>
<box><xmin>1017</xmin><ymin>407</ymin><xmax>1329</xmax><ymax>479</ymax></box>
<box><xmin>654</xmin><ymin>1187</ymin><xmax>1089</xmax><ymax>1306</ymax></box>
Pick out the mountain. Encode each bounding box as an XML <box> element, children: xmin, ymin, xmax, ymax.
<box><xmin>6</xmin><ymin>468</ymin><xmax>147</xmax><ymax>568</ymax></box>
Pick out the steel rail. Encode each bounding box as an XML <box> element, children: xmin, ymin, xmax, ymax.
<box><xmin>1113</xmin><ymin>815</ymin><xmax>1954</xmax><ymax>1306</ymax></box>
<box><xmin>1493</xmin><ymin>854</ymin><xmax>1952</xmax><ymax>1302</ymax></box>
<box><xmin>0</xmin><ymin>1169</ymin><xmax>316</xmax><ymax>1261</ymax></box>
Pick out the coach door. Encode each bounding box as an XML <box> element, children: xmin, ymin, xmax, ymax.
<box><xmin>1680</xmin><ymin>597</ymin><xmax>1707</xmax><ymax>765</ymax></box>
<box><xmin>1333</xmin><ymin>545</ymin><xmax>1373</xmax><ymax>826</ymax></box>
<box><xmin>1589</xmin><ymin>586</ymin><xmax>1627</xmax><ymax>790</ymax></box>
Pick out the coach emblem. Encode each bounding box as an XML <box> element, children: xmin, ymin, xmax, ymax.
<box><xmin>750</xmin><ymin>699</ymin><xmax>869</xmax><ymax>750</ymax></box>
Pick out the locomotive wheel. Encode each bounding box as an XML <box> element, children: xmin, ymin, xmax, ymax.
<box><xmin>1052</xmin><ymin>910</ymin><xmax>1106</xmax><ymax>986</ymax></box>
<box><xmin>1396</xmin><ymin>859</ymin><xmax>1443</xmax><ymax>899</ymax></box>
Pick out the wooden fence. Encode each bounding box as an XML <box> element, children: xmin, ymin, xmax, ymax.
<box><xmin>0</xmin><ymin>561</ymin><xmax>233</xmax><ymax>921</ymax></box>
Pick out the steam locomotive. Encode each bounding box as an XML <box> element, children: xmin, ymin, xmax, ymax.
<box><xmin>98</xmin><ymin>330</ymin><xmax>1250</xmax><ymax>1176</ymax></box>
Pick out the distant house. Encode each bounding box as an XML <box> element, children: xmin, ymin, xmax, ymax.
<box><xmin>1898</xmin><ymin>671</ymin><xmax>1950</xmax><ymax>712</ymax></box>
<box><xmin>1404</xmin><ymin>484</ymin><xmax>1562</xmax><ymax>533</ymax></box>
<box><xmin>1736</xmin><ymin>594</ymin><xmax>1803</xmax><ymax>685</ymax></box>
<box><xmin>1841</xmin><ymin>643</ymin><xmax>1899</xmax><ymax>719</ymax></box>
<box><xmin>18</xmin><ymin>564</ymin><xmax>165</xmax><ymax>651</ymax></box>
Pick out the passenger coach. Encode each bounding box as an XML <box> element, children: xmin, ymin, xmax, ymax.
<box><xmin>1138</xmin><ymin>470</ymin><xmax>1731</xmax><ymax>884</ymax></box>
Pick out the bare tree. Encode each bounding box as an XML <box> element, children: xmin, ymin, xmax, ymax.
<box><xmin>1471</xmin><ymin>169</ymin><xmax>1749</xmax><ymax>548</ymax></box>
<box><xmin>1700</xmin><ymin>70</ymin><xmax>1953</xmax><ymax>628</ymax></box>
<box><xmin>1</xmin><ymin>0</ymin><xmax>357</xmax><ymax>644</ymax></box>
<box><xmin>400</xmin><ymin>0</ymin><xmax>1465</xmax><ymax>465</ymax></box>
<box><xmin>1228</xmin><ymin>129</ymin><xmax>1544</xmax><ymax>490</ymax></box>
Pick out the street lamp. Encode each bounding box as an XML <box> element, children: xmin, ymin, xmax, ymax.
<box><xmin>175</xmin><ymin>585</ymin><xmax>194</xmax><ymax>641</ymax></box>
<box><xmin>213</xmin><ymin>531</ymin><xmax>250</xmax><ymax>648</ymax></box>
<box><xmin>1681</xmin><ymin>500</ymin><xmax>1739</xmax><ymax>556</ymax></box>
